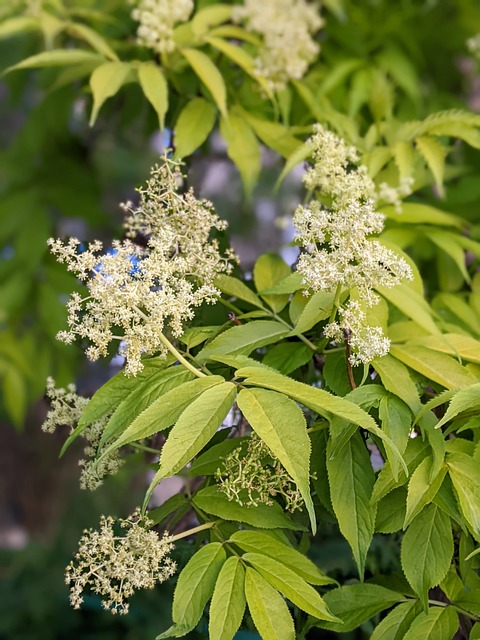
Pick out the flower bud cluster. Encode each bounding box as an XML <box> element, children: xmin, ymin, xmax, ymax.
<box><xmin>42</xmin><ymin>378</ymin><xmax>123</xmax><ymax>490</ymax></box>
<box><xmin>378</xmin><ymin>176</ymin><xmax>414</xmax><ymax>212</ymax></box>
<box><xmin>65</xmin><ymin>509</ymin><xmax>176</xmax><ymax>615</ymax></box>
<box><xmin>215</xmin><ymin>433</ymin><xmax>303</xmax><ymax>512</ymax></box>
<box><xmin>48</xmin><ymin>157</ymin><xmax>235</xmax><ymax>376</ymax></box>
<box><xmin>130</xmin><ymin>0</ymin><xmax>194</xmax><ymax>54</ymax></box>
<box><xmin>233</xmin><ymin>0</ymin><xmax>323</xmax><ymax>91</ymax></box>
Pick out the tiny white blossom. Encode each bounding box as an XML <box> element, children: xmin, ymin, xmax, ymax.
<box><xmin>233</xmin><ymin>0</ymin><xmax>323</xmax><ymax>91</ymax></box>
<box><xmin>467</xmin><ymin>33</ymin><xmax>480</xmax><ymax>58</ymax></box>
<box><xmin>378</xmin><ymin>176</ymin><xmax>414</xmax><ymax>212</ymax></box>
<box><xmin>130</xmin><ymin>0</ymin><xmax>194</xmax><ymax>54</ymax></box>
<box><xmin>49</xmin><ymin>157</ymin><xmax>236</xmax><ymax>376</ymax></box>
<box><xmin>66</xmin><ymin>509</ymin><xmax>176</xmax><ymax>614</ymax></box>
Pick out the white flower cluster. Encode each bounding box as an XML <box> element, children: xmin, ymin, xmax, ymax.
<box><xmin>49</xmin><ymin>157</ymin><xmax>235</xmax><ymax>376</ymax></box>
<box><xmin>130</xmin><ymin>0</ymin><xmax>194</xmax><ymax>54</ymax></box>
<box><xmin>324</xmin><ymin>301</ymin><xmax>391</xmax><ymax>366</ymax></box>
<box><xmin>66</xmin><ymin>509</ymin><xmax>176</xmax><ymax>614</ymax></box>
<box><xmin>378</xmin><ymin>176</ymin><xmax>414</xmax><ymax>212</ymax></box>
<box><xmin>467</xmin><ymin>33</ymin><xmax>480</xmax><ymax>58</ymax></box>
<box><xmin>43</xmin><ymin>378</ymin><xmax>123</xmax><ymax>490</ymax></box>
<box><xmin>233</xmin><ymin>0</ymin><xmax>323</xmax><ymax>91</ymax></box>
<box><xmin>294</xmin><ymin>125</ymin><xmax>412</xmax><ymax>363</ymax></box>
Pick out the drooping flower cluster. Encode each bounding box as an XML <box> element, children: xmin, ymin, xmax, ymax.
<box><xmin>324</xmin><ymin>301</ymin><xmax>391</xmax><ymax>366</ymax></box>
<box><xmin>294</xmin><ymin>125</ymin><xmax>412</xmax><ymax>363</ymax></box>
<box><xmin>42</xmin><ymin>378</ymin><xmax>123</xmax><ymax>490</ymax></box>
<box><xmin>130</xmin><ymin>0</ymin><xmax>194</xmax><ymax>54</ymax></box>
<box><xmin>48</xmin><ymin>157</ymin><xmax>235</xmax><ymax>376</ymax></box>
<box><xmin>232</xmin><ymin>0</ymin><xmax>323</xmax><ymax>91</ymax></box>
<box><xmin>66</xmin><ymin>509</ymin><xmax>176</xmax><ymax>615</ymax></box>
<box><xmin>215</xmin><ymin>433</ymin><xmax>303</xmax><ymax>512</ymax></box>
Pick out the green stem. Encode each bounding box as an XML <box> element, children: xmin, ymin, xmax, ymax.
<box><xmin>317</xmin><ymin>282</ymin><xmax>344</xmax><ymax>352</ymax></box>
<box><xmin>169</xmin><ymin>521</ymin><xmax>216</xmax><ymax>542</ymax></box>
<box><xmin>157</xmin><ymin>331</ymin><xmax>207</xmax><ymax>378</ymax></box>
<box><xmin>428</xmin><ymin>599</ymin><xmax>480</xmax><ymax>622</ymax></box>
<box><xmin>130</xmin><ymin>443</ymin><xmax>162</xmax><ymax>455</ymax></box>
<box><xmin>271</xmin><ymin>311</ymin><xmax>318</xmax><ymax>351</ymax></box>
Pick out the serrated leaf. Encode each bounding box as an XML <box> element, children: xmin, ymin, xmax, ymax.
<box><xmin>316</xmin><ymin>584</ymin><xmax>405</xmax><ymax>633</ymax></box>
<box><xmin>378</xmin><ymin>394</ymin><xmax>412</xmax><ymax>480</ymax></box>
<box><xmin>289</xmin><ymin>290</ymin><xmax>336</xmax><ymax>335</ymax></box>
<box><xmin>415</xmin><ymin>136</ymin><xmax>446</xmax><ymax>194</ymax></box>
<box><xmin>447</xmin><ymin>452</ymin><xmax>480</xmax><ymax>535</ymax></box>
<box><xmin>137</xmin><ymin>62</ymin><xmax>168</xmax><ymax>129</ymax></box>
<box><xmin>262</xmin><ymin>342</ymin><xmax>312</xmax><ymax>375</ymax></box>
<box><xmin>208</xmin><ymin>557</ymin><xmax>246</xmax><ymax>640</ymax></box>
<box><xmin>243</xmin><ymin>553</ymin><xmax>339</xmax><ymax>621</ymax></box>
<box><xmin>193</xmin><ymin>486</ymin><xmax>305</xmax><ymax>530</ymax></box>
<box><xmin>181</xmin><ymin>48</ymin><xmax>226</xmax><ymax>115</ymax></box>
<box><xmin>435</xmin><ymin>384</ymin><xmax>480</xmax><ymax>429</ymax></box>
<box><xmin>89</xmin><ymin>61</ymin><xmax>133</xmax><ymax>125</ymax></box>
<box><xmin>5</xmin><ymin>49</ymin><xmax>105</xmax><ymax>73</ymax></box>
<box><xmin>231</xmin><ymin>530</ymin><xmax>335</xmax><ymax>586</ymax></box>
<box><xmin>401</xmin><ymin>504</ymin><xmax>453</xmax><ymax>609</ymax></box>
<box><xmin>147</xmin><ymin>494</ymin><xmax>188</xmax><ymax>525</ymax></box>
<box><xmin>103</xmin><ymin>374</ymin><xmax>223</xmax><ymax>455</ymax></box>
<box><xmin>389</xmin><ymin>344</ymin><xmax>476</xmax><ymax>389</ymax></box>
<box><xmin>327</xmin><ymin>432</ymin><xmax>376</xmax><ymax>578</ymax></box>
<box><xmin>237</xmin><ymin>387</ymin><xmax>315</xmax><ymax>532</ymax></box>
<box><xmin>428</xmin><ymin>231</ymin><xmax>470</xmax><ymax>284</ymax></box>
<box><xmin>214</xmin><ymin>274</ymin><xmax>265</xmax><ymax>309</ymax></box>
<box><xmin>402</xmin><ymin>606</ymin><xmax>458</xmax><ymax>640</ymax></box>
<box><xmin>404</xmin><ymin>456</ymin><xmax>447</xmax><ymax>527</ymax></box>
<box><xmin>157</xmin><ymin>381</ymin><xmax>236</xmax><ymax>478</ymax></box>
<box><xmin>220</xmin><ymin>111</ymin><xmax>261</xmax><ymax>196</ymax></box>
<box><xmin>254</xmin><ymin>253</ymin><xmax>291</xmax><ymax>313</ymax></box>
<box><xmin>370</xmin><ymin>600</ymin><xmax>423</xmax><ymax>640</ymax></box>
<box><xmin>173</xmin><ymin>97</ymin><xmax>217</xmax><ymax>158</ymax></box>
<box><xmin>261</xmin><ymin>272</ymin><xmax>304</xmax><ymax>295</ymax></box>
<box><xmin>377</xmin><ymin>284</ymin><xmax>440</xmax><ymax>336</ymax></box>
<box><xmin>166</xmin><ymin>543</ymin><xmax>226</xmax><ymax>635</ymax></box>
<box><xmin>188</xmin><ymin>437</ymin><xmax>248</xmax><ymax>476</ymax></box>
<box><xmin>196</xmin><ymin>321</ymin><xmax>289</xmax><ymax>362</ymax></box>
<box><xmin>409</xmin><ymin>334</ymin><xmax>480</xmax><ymax>366</ymax></box>
<box><xmin>245</xmin><ymin>568</ymin><xmax>295</xmax><ymax>640</ymax></box>
<box><xmin>375</xmin><ymin>488</ymin><xmax>407</xmax><ymax>534</ymax></box>
<box><xmin>236</xmin><ymin>366</ymin><xmax>379</xmax><ymax>431</ymax></box>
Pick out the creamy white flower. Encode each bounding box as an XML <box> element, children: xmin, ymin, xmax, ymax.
<box><xmin>233</xmin><ymin>0</ymin><xmax>323</xmax><ymax>91</ymax></box>
<box><xmin>130</xmin><ymin>0</ymin><xmax>194</xmax><ymax>54</ymax></box>
<box><xmin>468</xmin><ymin>33</ymin><xmax>480</xmax><ymax>58</ymax></box>
<box><xmin>378</xmin><ymin>176</ymin><xmax>414</xmax><ymax>212</ymax></box>
<box><xmin>49</xmin><ymin>157</ymin><xmax>235</xmax><ymax>376</ymax></box>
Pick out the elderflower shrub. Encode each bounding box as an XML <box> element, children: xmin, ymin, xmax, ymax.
<box><xmin>232</xmin><ymin>0</ymin><xmax>324</xmax><ymax>91</ymax></box>
<box><xmin>66</xmin><ymin>509</ymin><xmax>176</xmax><ymax>615</ymax></box>
<box><xmin>130</xmin><ymin>0</ymin><xmax>194</xmax><ymax>54</ymax></box>
<box><xmin>294</xmin><ymin>124</ymin><xmax>412</xmax><ymax>364</ymax></box>
<box><xmin>42</xmin><ymin>378</ymin><xmax>123</xmax><ymax>490</ymax></box>
<box><xmin>48</xmin><ymin>157</ymin><xmax>236</xmax><ymax>376</ymax></box>
<box><xmin>215</xmin><ymin>433</ymin><xmax>303</xmax><ymax>512</ymax></box>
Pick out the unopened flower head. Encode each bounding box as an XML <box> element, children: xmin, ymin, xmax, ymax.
<box><xmin>66</xmin><ymin>509</ymin><xmax>176</xmax><ymax>615</ymax></box>
<box><xmin>233</xmin><ymin>0</ymin><xmax>323</xmax><ymax>91</ymax></box>
<box><xmin>215</xmin><ymin>433</ymin><xmax>303</xmax><ymax>512</ymax></box>
<box><xmin>48</xmin><ymin>156</ymin><xmax>235</xmax><ymax>376</ymax></box>
<box><xmin>294</xmin><ymin>125</ymin><xmax>412</xmax><ymax>305</ymax></box>
<box><xmin>43</xmin><ymin>378</ymin><xmax>123</xmax><ymax>490</ymax></box>
<box><xmin>130</xmin><ymin>0</ymin><xmax>194</xmax><ymax>54</ymax></box>
<box><xmin>324</xmin><ymin>300</ymin><xmax>390</xmax><ymax>365</ymax></box>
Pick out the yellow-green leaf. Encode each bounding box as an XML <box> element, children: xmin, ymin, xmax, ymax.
<box><xmin>137</xmin><ymin>62</ymin><xmax>168</xmax><ymax>129</ymax></box>
<box><xmin>245</xmin><ymin>568</ymin><xmax>295</xmax><ymax>640</ymax></box>
<box><xmin>220</xmin><ymin>111</ymin><xmax>261</xmax><ymax>196</ymax></box>
<box><xmin>181</xmin><ymin>48</ymin><xmax>227</xmax><ymax>115</ymax></box>
<box><xmin>89</xmin><ymin>61</ymin><xmax>134</xmax><ymax>125</ymax></box>
<box><xmin>209</xmin><ymin>557</ymin><xmax>246</xmax><ymax>640</ymax></box>
<box><xmin>173</xmin><ymin>97</ymin><xmax>216</xmax><ymax>158</ymax></box>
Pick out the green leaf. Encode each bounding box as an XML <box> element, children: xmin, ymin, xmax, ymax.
<box><xmin>191</xmin><ymin>4</ymin><xmax>232</xmax><ymax>35</ymax></box>
<box><xmin>428</xmin><ymin>231</ymin><xmax>471</xmax><ymax>284</ymax></box>
<box><xmin>237</xmin><ymin>387</ymin><xmax>315</xmax><ymax>532</ymax></box>
<box><xmin>102</xmin><ymin>374</ymin><xmax>222</xmax><ymax>453</ymax></box>
<box><xmin>188</xmin><ymin>437</ymin><xmax>248</xmax><ymax>476</ymax></box>
<box><xmin>220</xmin><ymin>111</ymin><xmax>261</xmax><ymax>196</ymax></box>
<box><xmin>382</xmin><ymin>203</ymin><xmax>464</xmax><ymax>228</ymax></box>
<box><xmin>5</xmin><ymin>49</ymin><xmax>105</xmax><ymax>73</ymax></box>
<box><xmin>447</xmin><ymin>452</ymin><xmax>480</xmax><ymax>535</ymax></box>
<box><xmin>378</xmin><ymin>394</ymin><xmax>413</xmax><ymax>480</ymax></box>
<box><xmin>254</xmin><ymin>253</ymin><xmax>291</xmax><ymax>313</ymax></box>
<box><xmin>262</xmin><ymin>342</ymin><xmax>312</xmax><ymax>375</ymax></box>
<box><xmin>147</xmin><ymin>494</ymin><xmax>188</xmax><ymax>525</ymax></box>
<box><xmin>327</xmin><ymin>432</ymin><xmax>376</xmax><ymax>578</ymax></box>
<box><xmin>137</xmin><ymin>62</ymin><xmax>168</xmax><ymax>129</ymax></box>
<box><xmin>173</xmin><ymin>98</ymin><xmax>217</xmax><ymax>158</ymax></box>
<box><xmin>180</xmin><ymin>48</ymin><xmax>227</xmax><ymax>115</ymax></box>
<box><xmin>3</xmin><ymin>365</ymin><xmax>27</xmax><ymax>427</ymax></box>
<box><xmin>375</xmin><ymin>488</ymin><xmax>407</xmax><ymax>534</ymax></box>
<box><xmin>453</xmin><ymin>590</ymin><xmax>480</xmax><ymax>616</ymax></box>
<box><xmin>235</xmin><ymin>366</ymin><xmax>379</xmax><ymax>432</ymax></box>
<box><xmin>402</xmin><ymin>606</ymin><xmax>459</xmax><ymax>640</ymax></box>
<box><xmin>158</xmin><ymin>543</ymin><xmax>226</xmax><ymax>638</ymax></box>
<box><xmin>415</xmin><ymin>136</ymin><xmax>446</xmax><ymax>194</ymax></box>
<box><xmin>276</xmin><ymin>141</ymin><xmax>313</xmax><ymax>187</ymax></box>
<box><xmin>197</xmin><ymin>321</ymin><xmax>289</xmax><ymax>362</ymax></box>
<box><xmin>435</xmin><ymin>384</ymin><xmax>480</xmax><ymax>430</ymax></box>
<box><xmin>389</xmin><ymin>345</ymin><xmax>476</xmax><ymax>389</ymax></box>
<box><xmin>317</xmin><ymin>584</ymin><xmax>405</xmax><ymax>633</ymax></box>
<box><xmin>230</xmin><ymin>530</ymin><xmax>335</xmax><ymax>586</ymax></box>
<box><xmin>209</xmin><ymin>557</ymin><xmax>246</xmax><ymax>640</ymax></box>
<box><xmin>240</xmin><ymin>109</ymin><xmax>301</xmax><ymax>158</ymax></box>
<box><xmin>377</xmin><ymin>284</ymin><xmax>440</xmax><ymax>336</ymax></box>
<box><xmin>289</xmin><ymin>290</ymin><xmax>336</xmax><ymax>336</ymax></box>
<box><xmin>410</xmin><ymin>334</ymin><xmax>480</xmax><ymax>366</ymax></box>
<box><xmin>193</xmin><ymin>486</ymin><xmax>305</xmax><ymax>530</ymax></box>
<box><xmin>157</xmin><ymin>381</ymin><xmax>236</xmax><ymax>478</ymax></box>
<box><xmin>89</xmin><ymin>61</ymin><xmax>134</xmax><ymax>125</ymax></box>
<box><xmin>401</xmin><ymin>504</ymin><xmax>454</xmax><ymax>609</ymax></box>
<box><xmin>261</xmin><ymin>272</ymin><xmax>304</xmax><ymax>295</ymax></box>
<box><xmin>369</xmin><ymin>600</ymin><xmax>423</xmax><ymax>640</ymax></box>
<box><xmin>214</xmin><ymin>274</ymin><xmax>265</xmax><ymax>309</ymax></box>
<box><xmin>243</xmin><ymin>553</ymin><xmax>339</xmax><ymax>621</ymax></box>
<box><xmin>244</xmin><ymin>568</ymin><xmax>295</xmax><ymax>640</ymax></box>
<box><xmin>471</xmin><ymin>622</ymin><xmax>480</xmax><ymax>640</ymax></box>
<box><xmin>0</xmin><ymin>16</ymin><xmax>39</xmax><ymax>38</ymax></box>
<box><xmin>66</xmin><ymin>22</ymin><xmax>119</xmax><ymax>61</ymax></box>
<box><xmin>404</xmin><ymin>456</ymin><xmax>447</xmax><ymax>527</ymax></box>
